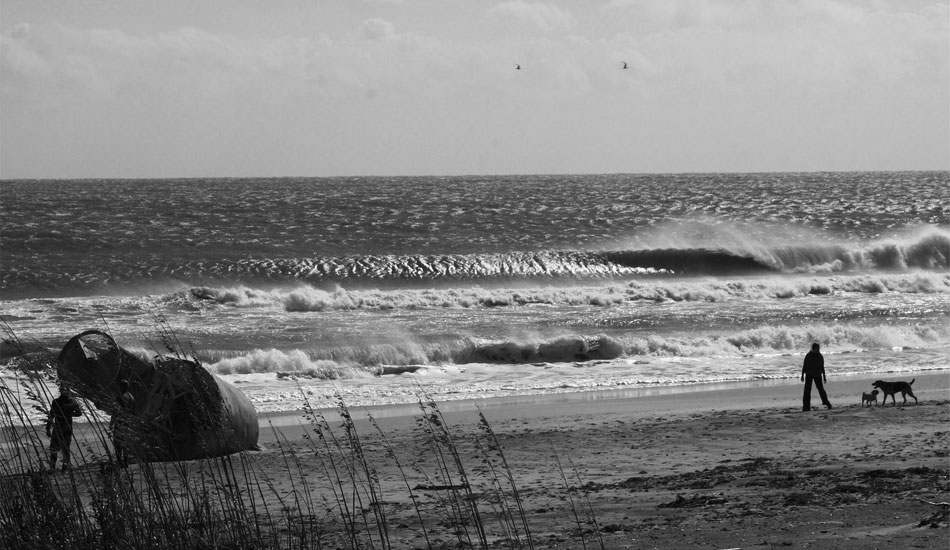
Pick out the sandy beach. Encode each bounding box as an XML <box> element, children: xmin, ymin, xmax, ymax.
<box><xmin>5</xmin><ymin>370</ymin><xmax>947</xmax><ymax>549</ymax></box>
<box><xmin>251</xmin><ymin>371</ymin><xmax>950</xmax><ymax>549</ymax></box>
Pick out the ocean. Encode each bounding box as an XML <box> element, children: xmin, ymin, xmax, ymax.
<box><xmin>2</xmin><ymin>172</ymin><xmax>948</xmax><ymax>415</ymax></box>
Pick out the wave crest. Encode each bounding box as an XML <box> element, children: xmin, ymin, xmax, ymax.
<box><xmin>227</xmin><ymin>229</ymin><xmax>949</xmax><ymax>281</ymax></box>
<box><xmin>6</xmin><ymin>227</ymin><xmax>946</xmax><ymax>298</ymax></box>
<box><xmin>210</xmin><ymin>348</ymin><xmax>379</xmax><ymax>378</ymax></box>
<box><xmin>198</xmin><ymin>322</ymin><xmax>949</xmax><ymax>375</ymax></box>
<box><xmin>187</xmin><ymin>271</ymin><xmax>950</xmax><ymax>313</ymax></box>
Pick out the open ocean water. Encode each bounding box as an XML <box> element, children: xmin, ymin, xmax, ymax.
<box><xmin>2</xmin><ymin>172</ymin><xmax>948</xmax><ymax>414</ymax></box>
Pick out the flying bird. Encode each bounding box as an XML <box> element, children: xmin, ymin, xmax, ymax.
<box><xmin>516</xmin><ymin>64</ymin><xmax>521</xmax><ymax>70</ymax></box>
<box><xmin>622</xmin><ymin>61</ymin><xmax>628</xmax><ymax>69</ymax></box>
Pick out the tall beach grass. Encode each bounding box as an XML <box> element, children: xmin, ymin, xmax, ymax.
<box><xmin>0</xmin><ymin>323</ymin><xmax>604</xmax><ymax>549</ymax></box>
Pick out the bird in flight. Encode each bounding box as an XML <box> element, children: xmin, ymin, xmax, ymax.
<box><xmin>622</xmin><ymin>61</ymin><xmax>628</xmax><ymax>69</ymax></box>
<box><xmin>516</xmin><ymin>64</ymin><xmax>521</xmax><ymax>70</ymax></box>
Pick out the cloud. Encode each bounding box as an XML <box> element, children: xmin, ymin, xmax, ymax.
<box><xmin>356</xmin><ymin>18</ymin><xmax>397</xmax><ymax>41</ymax></box>
<box><xmin>0</xmin><ymin>23</ymin><xmax>348</xmax><ymax>106</ymax></box>
<box><xmin>601</xmin><ymin>0</ymin><xmax>948</xmax><ymax>97</ymax></box>
<box><xmin>1</xmin><ymin>1</ymin><xmax>946</xmax><ymax>177</ymax></box>
<box><xmin>4</xmin><ymin>1</ymin><xmax>943</xmax><ymax>108</ymax></box>
<box><xmin>488</xmin><ymin>1</ymin><xmax>575</xmax><ymax>32</ymax></box>
<box><xmin>0</xmin><ymin>24</ymin><xmax>52</xmax><ymax>84</ymax></box>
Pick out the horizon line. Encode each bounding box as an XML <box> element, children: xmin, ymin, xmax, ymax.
<box><xmin>3</xmin><ymin>168</ymin><xmax>949</xmax><ymax>182</ymax></box>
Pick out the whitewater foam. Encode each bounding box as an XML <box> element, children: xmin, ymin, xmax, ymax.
<box><xmin>184</xmin><ymin>270</ymin><xmax>950</xmax><ymax>314</ymax></box>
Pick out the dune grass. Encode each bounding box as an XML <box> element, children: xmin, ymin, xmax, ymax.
<box><xmin>0</xmin><ymin>326</ymin><xmax>604</xmax><ymax>550</ymax></box>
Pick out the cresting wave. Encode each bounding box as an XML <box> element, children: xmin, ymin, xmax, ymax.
<box><xmin>2</xmin><ymin>229</ymin><xmax>945</xmax><ymax>296</ymax></box>
<box><xmin>187</xmin><ymin>271</ymin><xmax>950</xmax><ymax>312</ymax></box>
<box><xmin>196</xmin><ymin>230</ymin><xmax>949</xmax><ymax>283</ymax></box>
<box><xmin>195</xmin><ymin>322</ymin><xmax>950</xmax><ymax>378</ymax></box>
<box><xmin>173</xmin><ymin>230</ymin><xmax>950</xmax><ymax>290</ymax></box>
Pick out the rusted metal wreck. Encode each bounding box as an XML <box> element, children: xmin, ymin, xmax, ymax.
<box><xmin>58</xmin><ymin>330</ymin><xmax>259</xmax><ymax>461</ymax></box>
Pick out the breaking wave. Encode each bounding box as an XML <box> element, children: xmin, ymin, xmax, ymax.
<box><xmin>3</xmin><ymin>227</ymin><xmax>946</xmax><ymax>298</ymax></box>
<box><xmin>187</xmin><ymin>271</ymin><xmax>950</xmax><ymax>313</ymax></box>
<box><xmin>201</xmin><ymin>322</ymin><xmax>950</xmax><ymax>378</ymax></box>
<box><xmin>194</xmin><ymin>230</ymin><xmax>949</xmax><ymax>283</ymax></box>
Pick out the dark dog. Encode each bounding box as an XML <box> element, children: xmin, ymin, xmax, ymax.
<box><xmin>871</xmin><ymin>378</ymin><xmax>917</xmax><ymax>406</ymax></box>
<box><xmin>861</xmin><ymin>389</ymin><xmax>879</xmax><ymax>407</ymax></box>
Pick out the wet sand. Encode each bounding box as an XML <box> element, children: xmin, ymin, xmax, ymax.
<box><xmin>248</xmin><ymin>371</ymin><xmax>950</xmax><ymax>549</ymax></box>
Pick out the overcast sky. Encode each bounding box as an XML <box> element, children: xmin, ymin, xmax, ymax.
<box><xmin>1</xmin><ymin>0</ymin><xmax>947</xmax><ymax>179</ymax></box>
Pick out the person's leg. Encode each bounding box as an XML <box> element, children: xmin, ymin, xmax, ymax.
<box><xmin>115</xmin><ymin>421</ymin><xmax>132</xmax><ymax>466</ymax></box>
<box><xmin>814</xmin><ymin>377</ymin><xmax>832</xmax><ymax>408</ymax></box>
<box><xmin>802</xmin><ymin>376</ymin><xmax>813</xmax><ymax>411</ymax></box>
<box><xmin>61</xmin><ymin>433</ymin><xmax>72</xmax><ymax>469</ymax></box>
<box><xmin>110</xmin><ymin>419</ymin><xmax>118</xmax><ymax>463</ymax></box>
<box><xmin>49</xmin><ymin>431</ymin><xmax>62</xmax><ymax>469</ymax></box>
<box><xmin>115</xmin><ymin>435</ymin><xmax>127</xmax><ymax>467</ymax></box>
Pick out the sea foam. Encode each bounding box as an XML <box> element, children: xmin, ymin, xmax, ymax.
<box><xmin>191</xmin><ymin>321</ymin><xmax>950</xmax><ymax>377</ymax></box>
<box><xmin>187</xmin><ymin>270</ymin><xmax>950</xmax><ymax>313</ymax></box>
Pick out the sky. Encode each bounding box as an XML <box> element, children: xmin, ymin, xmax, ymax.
<box><xmin>1</xmin><ymin>0</ymin><xmax>948</xmax><ymax>179</ymax></box>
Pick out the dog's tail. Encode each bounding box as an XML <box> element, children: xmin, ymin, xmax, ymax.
<box><xmin>910</xmin><ymin>378</ymin><xmax>915</xmax><ymax>386</ymax></box>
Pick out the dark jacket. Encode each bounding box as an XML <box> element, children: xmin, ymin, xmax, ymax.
<box><xmin>802</xmin><ymin>350</ymin><xmax>825</xmax><ymax>377</ymax></box>
<box><xmin>47</xmin><ymin>394</ymin><xmax>83</xmax><ymax>434</ymax></box>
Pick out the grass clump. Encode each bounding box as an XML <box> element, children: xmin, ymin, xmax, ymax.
<box><xmin>0</xmin><ymin>323</ymin><xmax>604</xmax><ymax>549</ymax></box>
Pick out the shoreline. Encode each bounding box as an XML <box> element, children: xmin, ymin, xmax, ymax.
<box><xmin>253</xmin><ymin>369</ymin><xmax>949</xmax><ymax>549</ymax></box>
<box><xmin>6</xmin><ymin>370</ymin><xmax>944</xmax><ymax>440</ymax></box>
<box><xmin>259</xmin><ymin>370</ymin><xmax>950</xmax><ymax>432</ymax></box>
<box><xmin>5</xmin><ymin>369</ymin><xmax>947</xmax><ymax>548</ymax></box>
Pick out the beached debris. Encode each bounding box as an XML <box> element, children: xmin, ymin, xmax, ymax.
<box><xmin>917</xmin><ymin>498</ymin><xmax>950</xmax><ymax>528</ymax></box>
<box><xmin>57</xmin><ymin>330</ymin><xmax>259</xmax><ymax>461</ymax></box>
<box><xmin>659</xmin><ymin>493</ymin><xmax>728</xmax><ymax>508</ymax></box>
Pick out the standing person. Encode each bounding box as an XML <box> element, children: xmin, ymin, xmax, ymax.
<box><xmin>46</xmin><ymin>387</ymin><xmax>83</xmax><ymax>470</ymax></box>
<box><xmin>801</xmin><ymin>343</ymin><xmax>832</xmax><ymax>411</ymax></box>
<box><xmin>111</xmin><ymin>379</ymin><xmax>135</xmax><ymax>467</ymax></box>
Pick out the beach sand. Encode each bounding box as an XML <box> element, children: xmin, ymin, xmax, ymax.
<box><xmin>253</xmin><ymin>372</ymin><xmax>950</xmax><ymax>549</ymax></box>
<box><xmin>19</xmin><ymin>371</ymin><xmax>947</xmax><ymax>548</ymax></box>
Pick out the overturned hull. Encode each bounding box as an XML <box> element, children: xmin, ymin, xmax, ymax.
<box><xmin>58</xmin><ymin>330</ymin><xmax>259</xmax><ymax>461</ymax></box>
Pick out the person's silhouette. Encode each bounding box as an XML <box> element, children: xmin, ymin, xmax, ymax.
<box><xmin>801</xmin><ymin>343</ymin><xmax>832</xmax><ymax>411</ymax></box>
<box><xmin>111</xmin><ymin>379</ymin><xmax>136</xmax><ymax>467</ymax></box>
<box><xmin>47</xmin><ymin>387</ymin><xmax>83</xmax><ymax>470</ymax></box>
